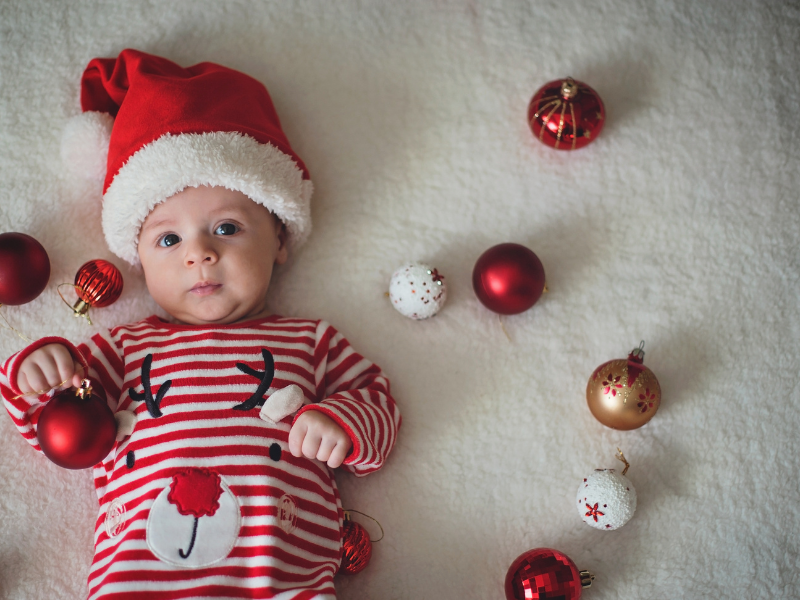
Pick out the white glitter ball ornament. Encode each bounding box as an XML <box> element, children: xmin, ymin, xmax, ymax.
<box><xmin>576</xmin><ymin>451</ymin><xmax>637</xmax><ymax>531</ymax></box>
<box><xmin>389</xmin><ymin>263</ymin><xmax>447</xmax><ymax>320</ymax></box>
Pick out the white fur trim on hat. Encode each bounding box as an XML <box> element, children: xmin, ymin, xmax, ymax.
<box><xmin>102</xmin><ymin>131</ymin><xmax>312</xmax><ymax>265</ymax></box>
<box><xmin>60</xmin><ymin>111</ymin><xmax>114</xmax><ymax>181</ymax></box>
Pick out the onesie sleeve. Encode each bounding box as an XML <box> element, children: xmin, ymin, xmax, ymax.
<box><xmin>1</xmin><ymin>329</ymin><xmax>125</xmax><ymax>453</ymax></box>
<box><xmin>294</xmin><ymin>321</ymin><xmax>401</xmax><ymax>477</ymax></box>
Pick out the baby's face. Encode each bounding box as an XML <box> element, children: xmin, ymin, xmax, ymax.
<box><xmin>137</xmin><ymin>186</ymin><xmax>288</xmax><ymax>325</ymax></box>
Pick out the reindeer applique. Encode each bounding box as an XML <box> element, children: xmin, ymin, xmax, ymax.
<box><xmin>117</xmin><ymin>348</ymin><xmax>307</xmax><ymax>566</ymax></box>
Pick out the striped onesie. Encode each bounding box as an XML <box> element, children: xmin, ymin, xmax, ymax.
<box><xmin>1</xmin><ymin>315</ymin><xmax>400</xmax><ymax>599</ymax></box>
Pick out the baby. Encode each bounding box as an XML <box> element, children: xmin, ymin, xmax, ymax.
<box><xmin>1</xmin><ymin>49</ymin><xmax>400</xmax><ymax>599</ymax></box>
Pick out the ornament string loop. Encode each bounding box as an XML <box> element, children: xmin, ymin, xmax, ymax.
<box><xmin>0</xmin><ymin>305</ymin><xmax>33</xmax><ymax>343</ymax></box>
<box><xmin>616</xmin><ymin>447</ymin><xmax>630</xmax><ymax>476</ymax></box>
<box><xmin>343</xmin><ymin>509</ymin><xmax>384</xmax><ymax>542</ymax></box>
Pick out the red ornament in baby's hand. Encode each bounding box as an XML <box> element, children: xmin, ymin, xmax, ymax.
<box><xmin>0</xmin><ymin>232</ymin><xmax>50</xmax><ymax>305</ymax></box>
<box><xmin>36</xmin><ymin>379</ymin><xmax>116</xmax><ymax>469</ymax></box>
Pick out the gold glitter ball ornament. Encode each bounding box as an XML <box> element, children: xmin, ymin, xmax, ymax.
<box><xmin>586</xmin><ymin>342</ymin><xmax>661</xmax><ymax>430</ymax></box>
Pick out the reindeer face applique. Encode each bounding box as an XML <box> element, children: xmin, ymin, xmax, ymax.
<box><xmin>109</xmin><ymin>348</ymin><xmax>309</xmax><ymax>568</ymax></box>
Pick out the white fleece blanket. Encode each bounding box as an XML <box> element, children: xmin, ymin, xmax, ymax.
<box><xmin>0</xmin><ymin>1</ymin><xmax>798</xmax><ymax>598</ymax></box>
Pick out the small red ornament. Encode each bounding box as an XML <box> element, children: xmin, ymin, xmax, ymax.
<box><xmin>36</xmin><ymin>379</ymin><xmax>117</xmax><ymax>469</ymax></box>
<box><xmin>528</xmin><ymin>77</ymin><xmax>605</xmax><ymax>150</ymax></box>
<box><xmin>64</xmin><ymin>259</ymin><xmax>124</xmax><ymax>323</ymax></box>
<box><xmin>505</xmin><ymin>547</ymin><xmax>594</xmax><ymax>600</ymax></box>
<box><xmin>472</xmin><ymin>243</ymin><xmax>546</xmax><ymax>315</ymax></box>
<box><xmin>0</xmin><ymin>232</ymin><xmax>50</xmax><ymax>305</ymax></box>
<box><xmin>338</xmin><ymin>512</ymin><xmax>373</xmax><ymax>575</ymax></box>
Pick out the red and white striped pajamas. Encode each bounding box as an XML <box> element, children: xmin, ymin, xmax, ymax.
<box><xmin>1</xmin><ymin>315</ymin><xmax>400</xmax><ymax>599</ymax></box>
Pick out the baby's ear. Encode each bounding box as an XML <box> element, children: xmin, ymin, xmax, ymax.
<box><xmin>275</xmin><ymin>221</ymin><xmax>289</xmax><ymax>265</ymax></box>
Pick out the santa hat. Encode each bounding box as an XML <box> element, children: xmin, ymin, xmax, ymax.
<box><xmin>61</xmin><ymin>49</ymin><xmax>312</xmax><ymax>265</ymax></box>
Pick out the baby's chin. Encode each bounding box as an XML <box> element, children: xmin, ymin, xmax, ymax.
<box><xmin>161</xmin><ymin>301</ymin><xmax>270</xmax><ymax>326</ymax></box>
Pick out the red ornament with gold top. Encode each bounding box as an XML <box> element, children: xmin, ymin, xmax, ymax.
<box><xmin>36</xmin><ymin>379</ymin><xmax>117</xmax><ymax>470</ymax></box>
<box><xmin>505</xmin><ymin>547</ymin><xmax>595</xmax><ymax>600</ymax></box>
<box><xmin>586</xmin><ymin>341</ymin><xmax>662</xmax><ymax>430</ymax></box>
<box><xmin>527</xmin><ymin>77</ymin><xmax>605</xmax><ymax>150</ymax></box>
<box><xmin>61</xmin><ymin>259</ymin><xmax>124</xmax><ymax>324</ymax></box>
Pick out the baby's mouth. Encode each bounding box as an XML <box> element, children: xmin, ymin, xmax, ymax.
<box><xmin>190</xmin><ymin>281</ymin><xmax>222</xmax><ymax>296</ymax></box>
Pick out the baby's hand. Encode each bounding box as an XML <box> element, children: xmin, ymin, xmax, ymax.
<box><xmin>288</xmin><ymin>411</ymin><xmax>352</xmax><ymax>469</ymax></box>
<box><xmin>16</xmin><ymin>344</ymin><xmax>83</xmax><ymax>395</ymax></box>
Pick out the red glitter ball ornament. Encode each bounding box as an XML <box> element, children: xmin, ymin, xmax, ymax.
<box><xmin>0</xmin><ymin>232</ymin><xmax>50</xmax><ymax>305</ymax></box>
<box><xmin>338</xmin><ymin>514</ymin><xmax>373</xmax><ymax>575</ymax></box>
<box><xmin>67</xmin><ymin>259</ymin><xmax>123</xmax><ymax>323</ymax></box>
<box><xmin>472</xmin><ymin>243</ymin><xmax>546</xmax><ymax>315</ymax></box>
<box><xmin>36</xmin><ymin>379</ymin><xmax>117</xmax><ymax>470</ymax></box>
<box><xmin>505</xmin><ymin>548</ymin><xmax>594</xmax><ymax>600</ymax></box>
<box><xmin>527</xmin><ymin>77</ymin><xmax>605</xmax><ymax>150</ymax></box>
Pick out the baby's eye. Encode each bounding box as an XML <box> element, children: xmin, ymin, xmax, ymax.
<box><xmin>158</xmin><ymin>233</ymin><xmax>181</xmax><ymax>247</ymax></box>
<box><xmin>215</xmin><ymin>223</ymin><xmax>239</xmax><ymax>236</ymax></box>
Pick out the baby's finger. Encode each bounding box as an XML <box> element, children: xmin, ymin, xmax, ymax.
<box><xmin>327</xmin><ymin>441</ymin><xmax>350</xmax><ymax>469</ymax></box>
<box><xmin>20</xmin><ymin>364</ymin><xmax>49</xmax><ymax>394</ymax></box>
<box><xmin>288</xmin><ymin>422</ymin><xmax>307</xmax><ymax>457</ymax></box>
<box><xmin>315</xmin><ymin>437</ymin><xmax>338</xmax><ymax>464</ymax></box>
<box><xmin>301</xmin><ymin>430</ymin><xmax>323</xmax><ymax>461</ymax></box>
<box><xmin>52</xmin><ymin>350</ymin><xmax>78</xmax><ymax>388</ymax></box>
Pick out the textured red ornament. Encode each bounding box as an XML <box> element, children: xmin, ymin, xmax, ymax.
<box><xmin>505</xmin><ymin>548</ymin><xmax>583</xmax><ymax>600</ymax></box>
<box><xmin>0</xmin><ymin>232</ymin><xmax>50</xmax><ymax>305</ymax></box>
<box><xmin>75</xmin><ymin>259</ymin><xmax>123</xmax><ymax>308</ymax></box>
<box><xmin>36</xmin><ymin>380</ymin><xmax>116</xmax><ymax>469</ymax></box>
<box><xmin>168</xmin><ymin>468</ymin><xmax>223</xmax><ymax>518</ymax></box>
<box><xmin>339</xmin><ymin>517</ymin><xmax>372</xmax><ymax>575</ymax></box>
<box><xmin>528</xmin><ymin>77</ymin><xmax>605</xmax><ymax>150</ymax></box>
<box><xmin>472</xmin><ymin>243</ymin><xmax>546</xmax><ymax>315</ymax></box>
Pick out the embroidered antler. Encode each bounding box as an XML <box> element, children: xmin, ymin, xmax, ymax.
<box><xmin>233</xmin><ymin>348</ymin><xmax>275</xmax><ymax>411</ymax></box>
<box><xmin>128</xmin><ymin>354</ymin><xmax>172</xmax><ymax>418</ymax></box>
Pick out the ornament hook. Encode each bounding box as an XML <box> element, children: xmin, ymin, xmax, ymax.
<box><xmin>616</xmin><ymin>447</ymin><xmax>630</xmax><ymax>476</ymax></box>
<box><xmin>631</xmin><ymin>340</ymin><xmax>645</xmax><ymax>360</ymax></box>
<box><xmin>344</xmin><ymin>509</ymin><xmax>385</xmax><ymax>542</ymax></box>
<box><xmin>57</xmin><ymin>283</ymin><xmax>93</xmax><ymax>325</ymax></box>
<box><xmin>76</xmin><ymin>378</ymin><xmax>93</xmax><ymax>399</ymax></box>
<box><xmin>579</xmin><ymin>570</ymin><xmax>595</xmax><ymax>588</ymax></box>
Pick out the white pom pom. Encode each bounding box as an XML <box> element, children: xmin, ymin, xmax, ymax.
<box><xmin>60</xmin><ymin>111</ymin><xmax>114</xmax><ymax>181</ymax></box>
<box><xmin>389</xmin><ymin>263</ymin><xmax>447</xmax><ymax>320</ymax></box>
<box><xmin>577</xmin><ymin>468</ymin><xmax>637</xmax><ymax>530</ymax></box>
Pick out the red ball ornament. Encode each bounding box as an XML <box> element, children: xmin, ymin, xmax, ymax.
<box><xmin>0</xmin><ymin>232</ymin><xmax>51</xmax><ymax>305</ymax></box>
<box><xmin>472</xmin><ymin>243</ymin><xmax>546</xmax><ymax>315</ymax></box>
<box><xmin>36</xmin><ymin>379</ymin><xmax>117</xmax><ymax>470</ymax></box>
<box><xmin>528</xmin><ymin>77</ymin><xmax>605</xmax><ymax>150</ymax></box>
<box><xmin>338</xmin><ymin>513</ymin><xmax>373</xmax><ymax>575</ymax></box>
<box><xmin>67</xmin><ymin>259</ymin><xmax>124</xmax><ymax>323</ymax></box>
<box><xmin>505</xmin><ymin>548</ymin><xmax>594</xmax><ymax>600</ymax></box>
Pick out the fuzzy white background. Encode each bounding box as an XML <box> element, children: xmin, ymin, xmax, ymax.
<box><xmin>0</xmin><ymin>1</ymin><xmax>798</xmax><ymax>599</ymax></box>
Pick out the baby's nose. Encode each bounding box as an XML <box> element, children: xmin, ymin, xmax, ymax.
<box><xmin>184</xmin><ymin>239</ymin><xmax>218</xmax><ymax>266</ymax></box>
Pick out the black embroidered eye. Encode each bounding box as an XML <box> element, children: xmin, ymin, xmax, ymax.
<box><xmin>215</xmin><ymin>223</ymin><xmax>238</xmax><ymax>236</ymax></box>
<box><xmin>126</xmin><ymin>451</ymin><xmax>135</xmax><ymax>469</ymax></box>
<box><xmin>269</xmin><ymin>443</ymin><xmax>282</xmax><ymax>462</ymax></box>
<box><xmin>158</xmin><ymin>233</ymin><xmax>181</xmax><ymax>247</ymax></box>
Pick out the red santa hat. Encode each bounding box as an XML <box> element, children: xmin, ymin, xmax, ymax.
<box><xmin>61</xmin><ymin>49</ymin><xmax>312</xmax><ymax>265</ymax></box>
